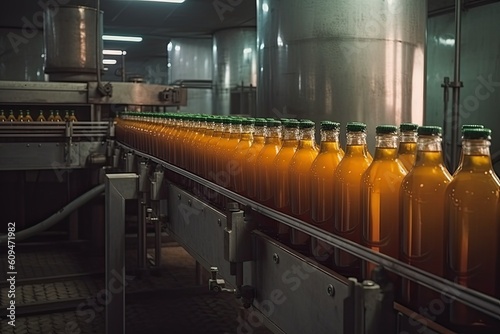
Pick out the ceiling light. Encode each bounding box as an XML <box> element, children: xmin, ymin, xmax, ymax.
<box><xmin>103</xmin><ymin>59</ymin><xmax>118</xmax><ymax>65</ymax></box>
<box><xmin>103</xmin><ymin>35</ymin><xmax>143</xmax><ymax>42</ymax></box>
<box><xmin>103</xmin><ymin>50</ymin><xmax>127</xmax><ymax>55</ymax></box>
<box><xmin>135</xmin><ymin>0</ymin><xmax>185</xmax><ymax>3</ymax></box>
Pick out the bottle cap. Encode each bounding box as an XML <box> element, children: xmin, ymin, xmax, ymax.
<box><xmin>346</xmin><ymin>122</ymin><xmax>366</xmax><ymax>132</ymax></box>
<box><xmin>400</xmin><ymin>123</ymin><xmax>418</xmax><ymax>132</ymax></box>
<box><xmin>254</xmin><ymin>118</ymin><xmax>267</xmax><ymax>127</ymax></box>
<box><xmin>242</xmin><ymin>118</ymin><xmax>255</xmax><ymax>125</ymax></box>
<box><xmin>284</xmin><ymin>119</ymin><xmax>300</xmax><ymax>128</ymax></box>
<box><xmin>267</xmin><ymin>119</ymin><xmax>282</xmax><ymax>127</ymax></box>
<box><xmin>299</xmin><ymin>119</ymin><xmax>315</xmax><ymax>129</ymax></box>
<box><xmin>320</xmin><ymin>121</ymin><xmax>340</xmax><ymax>131</ymax></box>
<box><xmin>417</xmin><ymin>126</ymin><xmax>442</xmax><ymax>136</ymax></box>
<box><xmin>461</xmin><ymin>124</ymin><xmax>484</xmax><ymax>132</ymax></box>
<box><xmin>463</xmin><ymin>128</ymin><xmax>491</xmax><ymax>140</ymax></box>
<box><xmin>376</xmin><ymin>125</ymin><xmax>397</xmax><ymax>134</ymax></box>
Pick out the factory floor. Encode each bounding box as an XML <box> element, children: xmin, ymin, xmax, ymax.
<box><xmin>0</xmin><ymin>240</ymin><xmax>272</xmax><ymax>334</ymax></box>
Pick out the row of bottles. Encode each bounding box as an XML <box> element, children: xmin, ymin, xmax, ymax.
<box><xmin>115</xmin><ymin>112</ymin><xmax>500</xmax><ymax>332</ymax></box>
<box><xmin>0</xmin><ymin>110</ymin><xmax>77</xmax><ymax>122</ymax></box>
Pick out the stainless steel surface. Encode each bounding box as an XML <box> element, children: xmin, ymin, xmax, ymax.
<box><xmin>105</xmin><ymin>173</ymin><xmax>138</xmax><ymax>334</ymax></box>
<box><xmin>253</xmin><ymin>232</ymin><xmax>353</xmax><ymax>334</ymax></box>
<box><xmin>427</xmin><ymin>2</ymin><xmax>500</xmax><ymax>173</ymax></box>
<box><xmin>213</xmin><ymin>28</ymin><xmax>257</xmax><ymax>115</ymax></box>
<box><xmin>43</xmin><ymin>6</ymin><xmax>103</xmax><ymax>82</ymax></box>
<box><xmin>0</xmin><ymin>121</ymin><xmax>110</xmax><ymax>138</ymax></box>
<box><xmin>137</xmin><ymin>162</ymin><xmax>149</xmax><ymax>272</ymax></box>
<box><xmin>118</xmin><ymin>142</ymin><xmax>500</xmax><ymax>321</ymax></box>
<box><xmin>0</xmin><ymin>81</ymin><xmax>186</xmax><ymax>106</ymax></box>
<box><xmin>224</xmin><ymin>209</ymin><xmax>253</xmax><ymax>263</ymax></box>
<box><xmin>88</xmin><ymin>82</ymin><xmax>187</xmax><ymax>106</ymax></box>
<box><xmin>257</xmin><ymin>0</ymin><xmax>426</xmax><ymax>150</ymax></box>
<box><xmin>0</xmin><ymin>141</ymin><xmax>106</xmax><ymax>170</ymax></box>
<box><xmin>168</xmin><ymin>38</ymin><xmax>213</xmax><ymax>114</ymax></box>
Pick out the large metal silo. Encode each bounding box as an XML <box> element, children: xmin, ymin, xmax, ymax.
<box><xmin>168</xmin><ymin>38</ymin><xmax>213</xmax><ymax>114</ymax></box>
<box><xmin>257</xmin><ymin>0</ymin><xmax>426</xmax><ymax>148</ymax></box>
<box><xmin>43</xmin><ymin>6</ymin><xmax>103</xmax><ymax>82</ymax></box>
<box><xmin>213</xmin><ymin>28</ymin><xmax>257</xmax><ymax>116</ymax></box>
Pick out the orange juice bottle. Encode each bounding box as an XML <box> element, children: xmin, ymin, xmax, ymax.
<box><xmin>7</xmin><ymin>110</ymin><xmax>16</xmax><ymax>122</ymax></box>
<box><xmin>361</xmin><ymin>125</ymin><xmax>407</xmax><ymax>279</ymax></box>
<box><xmin>47</xmin><ymin>110</ymin><xmax>55</xmax><ymax>122</ymax></box>
<box><xmin>36</xmin><ymin>110</ymin><xmax>46</xmax><ymax>122</ymax></box>
<box><xmin>245</xmin><ymin>118</ymin><xmax>267</xmax><ymax>200</ymax></box>
<box><xmin>24</xmin><ymin>111</ymin><xmax>33</xmax><ymax>122</ymax></box>
<box><xmin>69</xmin><ymin>110</ymin><xmax>78</xmax><ymax>122</ymax></box>
<box><xmin>0</xmin><ymin>110</ymin><xmax>6</xmax><ymax>122</ymax></box>
<box><xmin>198</xmin><ymin>116</ymin><xmax>215</xmax><ymax>178</ymax></box>
<box><xmin>289</xmin><ymin>120</ymin><xmax>319</xmax><ymax>253</ymax></box>
<box><xmin>333</xmin><ymin>122</ymin><xmax>372</xmax><ymax>276</ymax></box>
<box><xmin>273</xmin><ymin>119</ymin><xmax>299</xmax><ymax>242</ymax></box>
<box><xmin>204</xmin><ymin>116</ymin><xmax>224</xmax><ymax>180</ymax></box>
<box><xmin>231</xmin><ymin>118</ymin><xmax>255</xmax><ymax>194</ymax></box>
<box><xmin>397</xmin><ymin>123</ymin><xmax>418</xmax><ymax>172</ymax></box>
<box><xmin>222</xmin><ymin>117</ymin><xmax>243</xmax><ymax>191</ymax></box>
<box><xmin>17</xmin><ymin>110</ymin><xmax>24</xmax><ymax>122</ymax></box>
<box><xmin>54</xmin><ymin>110</ymin><xmax>63</xmax><ymax>122</ymax></box>
<box><xmin>452</xmin><ymin>124</ymin><xmax>484</xmax><ymax>176</ymax></box>
<box><xmin>400</xmin><ymin>126</ymin><xmax>452</xmax><ymax>310</ymax></box>
<box><xmin>446</xmin><ymin>128</ymin><xmax>500</xmax><ymax>331</ymax></box>
<box><xmin>256</xmin><ymin>119</ymin><xmax>282</xmax><ymax>206</ymax></box>
<box><xmin>310</xmin><ymin>121</ymin><xmax>344</xmax><ymax>261</ymax></box>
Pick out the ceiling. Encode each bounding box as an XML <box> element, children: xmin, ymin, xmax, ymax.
<box><xmin>0</xmin><ymin>0</ymin><xmax>498</xmax><ymax>60</ymax></box>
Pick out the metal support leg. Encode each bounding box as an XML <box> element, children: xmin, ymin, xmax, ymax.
<box><xmin>105</xmin><ymin>174</ymin><xmax>138</xmax><ymax>334</ymax></box>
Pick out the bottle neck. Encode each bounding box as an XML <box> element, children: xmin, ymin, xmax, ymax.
<box><xmin>417</xmin><ymin>135</ymin><xmax>443</xmax><ymax>152</ymax></box>
<box><xmin>265</xmin><ymin>126</ymin><xmax>282</xmax><ymax>144</ymax></box>
<box><xmin>283</xmin><ymin>127</ymin><xmax>299</xmax><ymax>140</ymax></box>
<box><xmin>298</xmin><ymin>128</ymin><xmax>315</xmax><ymax>148</ymax></box>
<box><xmin>400</xmin><ymin>131</ymin><xmax>418</xmax><ymax>143</ymax></box>
<box><xmin>345</xmin><ymin>132</ymin><xmax>369</xmax><ymax>156</ymax></box>
<box><xmin>415</xmin><ymin>135</ymin><xmax>445</xmax><ymax>166</ymax></box>
<box><xmin>374</xmin><ymin>133</ymin><xmax>399</xmax><ymax>159</ymax></box>
<box><xmin>254</xmin><ymin>126</ymin><xmax>265</xmax><ymax>137</ymax></box>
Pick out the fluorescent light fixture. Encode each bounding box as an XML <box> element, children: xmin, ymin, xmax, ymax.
<box><xmin>103</xmin><ymin>35</ymin><xmax>143</xmax><ymax>42</ymax></box>
<box><xmin>103</xmin><ymin>49</ymin><xmax>127</xmax><ymax>55</ymax></box>
<box><xmin>103</xmin><ymin>59</ymin><xmax>118</xmax><ymax>65</ymax></box>
<box><xmin>135</xmin><ymin>0</ymin><xmax>185</xmax><ymax>3</ymax></box>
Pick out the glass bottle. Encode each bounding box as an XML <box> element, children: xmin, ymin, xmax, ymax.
<box><xmin>452</xmin><ymin>124</ymin><xmax>484</xmax><ymax>177</ymax></box>
<box><xmin>47</xmin><ymin>110</ymin><xmax>55</xmax><ymax>122</ymax></box>
<box><xmin>24</xmin><ymin>111</ymin><xmax>33</xmax><ymax>122</ymax></box>
<box><xmin>53</xmin><ymin>111</ymin><xmax>63</xmax><ymax>122</ymax></box>
<box><xmin>397</xmin><ymin>123</ymin><xmax>418</xmax><ymax>172</ymax></box>
<box><xmin>333</xmin><ymin>122</ymin><xmax>373</xmax><ymax>276</ymax></box>
<box><xmin>446</xmin><ymin>128</ymin><xmax>500</xmax><ymax>331</ymax></box>
<box><xmin>273</xmin><ymin>119</ymin><xmax>299</xmax><ymax>242</ymax></box>
<box><xmin>289</xmin><ymin>120</ymin><xmax>319</xmax><ymax>253</ymax></box>
<box><xmin>64</xmin><ymin>110</ymin><xmax>70</xmax><ymax>121</ymax></box>
<box><xmin>7</xmin><ymin>110</ymin><xmax>16</xmax><ymax>122</ymax></box>
<box><xmin>361</xmin><ymin>125</ymin><xmax>407</xmax><ymax>279</ymax></box>
<box><xmin>17</xmin><ymin>110</ymin><xmax>24</xmax><ymax>122</ymax></box>
<box><xmin>310</xmin><ymin>121</ymin><xmax>344</xmax><ymax>261</ymax></box>
<box><xmin>69</xmin><ymin>110</ymin><xmax>78</xmax><ymax>122</ymax></box>
<box><xmin>231</xmin><ymin>118</ymin><xmax>254</xmax><ymax>194</ymax></box>
<box><xmin>256</xmin><ymin>119</ymin><xmax>282</xmax><ymax>206</ymax></box>
<box><xmin>400</xmin><ymin>126</ymin><xmax>452</xmax><ymax>310</ymax></box>
<box><xmin>245</xmin><ymin>118</ymin><xmax>267</xmax><ymax>200</ymax></box>
<box><xmin>0</xmin><ymin>110</ymin><xmax>5</xmax><ymax>122</ymax></box>
<box><xmin>36</xmin><ymin>110</ymin><xmax>46</xmax><ymax>122</ymax></box>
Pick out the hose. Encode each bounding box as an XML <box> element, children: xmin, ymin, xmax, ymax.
<box><xmin>0</xmin><ymin>184</ymin><xmax>105</xmax><ymax>245</ymax></box>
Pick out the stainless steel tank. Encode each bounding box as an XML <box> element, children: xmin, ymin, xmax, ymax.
<box><xmin>257</xmin><ymin>0</ymin><xmax>426</xmax><ymax>148</ymax></box>
<box><xmin>43</xmin><ymin>5</ymin><xmax>103</xmax><ymax>82</ymax></box>
<box><xmin>168</xmin><ymin>38</ymin><xmax>213</xmax><ymax>114</ymax></box>
<box><xmin>213</xmin><ymin>28</ymin><xmax>257</xmax><ymax>115</ymax></box>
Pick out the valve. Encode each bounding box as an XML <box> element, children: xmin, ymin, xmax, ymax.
<box><xmin>208</xmin><ymin>267</ymin><xmax>235</xmax><ymax>293</ymax></box>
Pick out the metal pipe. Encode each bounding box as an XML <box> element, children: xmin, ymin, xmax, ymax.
<box><xmin>121</xmin><ymin>53</ymin><xmax>126</xmax><ymax>82</ymax></box>
<box><xmin>95</xmin><ymin>0</ymin><xmax>102</xmax><ymax>85</ymax></box>
<box><xmin>0</xmin><ymin>184</ymin><xmax>105</xmax><ymax>245</ymax></box>
<box><xmin>450</xmin><ymin>0</ymin><xmax>463</xmax><ymax>172</ymax></box>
